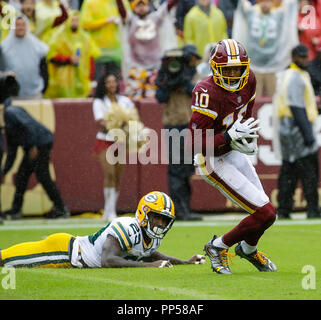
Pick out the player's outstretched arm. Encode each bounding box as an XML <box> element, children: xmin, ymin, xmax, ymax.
<box><xmin>145</xmin><ymin>251</ymin><xmax>205</xmax><ymax>265</ymax></box>
<box><xmin>101</xmin><ymin>235</ymin><xmax>172</xmax><ymax>268</ymax></box>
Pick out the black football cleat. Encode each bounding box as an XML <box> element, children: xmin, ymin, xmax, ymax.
<box><xmin>235</xmin><ymin>243</ymin><xmax>277</xmax><ymax>272</ymax></box>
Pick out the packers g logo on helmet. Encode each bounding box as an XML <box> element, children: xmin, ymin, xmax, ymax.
<box><xmin>136</xmin><ymin>191</ymin><xmax>175</xmax><ymax>239</ymax></box>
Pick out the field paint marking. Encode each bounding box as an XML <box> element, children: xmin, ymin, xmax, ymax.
<box><xmin>1</xmin><ymin>218</ymin><xmax>321</xmax><ymax>231</ymax></box>
<box><xmin>20</xmin><ymin>268</ymin><xmax>222</xmax><ymax>300</ymax></box>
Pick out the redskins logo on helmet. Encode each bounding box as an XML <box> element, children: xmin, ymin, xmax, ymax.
<box><xmin>209</xmin><ymin>39</ymin><xmax>250</xmax><ymax>92</ymax></box>
<box><xmin>135</xmin><ymin>191</ymin><xmax>175</xmax><ymax>239</ymax></box>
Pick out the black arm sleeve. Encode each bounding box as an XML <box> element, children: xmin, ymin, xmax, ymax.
<box><xmin>2</xmin><ymin>138</ymin><xmax>18</xmax><ymax>175</ymax></box>
<box><xmin>290</xmin><ymin>106</ymin><xmax>315</xmax><ymax>146</ymax></box>
<box><xmin>40</xmin><ymin>57</ymin><xmax>49</xmax><ymax>94</ymax></box>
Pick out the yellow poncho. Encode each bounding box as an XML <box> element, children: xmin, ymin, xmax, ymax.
<box><xmin>80</xmin><ymin>0</ymin><xmax>126</xmax><ymax>64</ymax></box>
<box><xmin>35</xmin><ymin>0</ymin><xmax>61</xmax><ymax>42</ymax></box>
<box><xmin>45</xmin><ymin>11</ymin><xmax>100</xmax><ymax>98</ymax></box>
<box><xmin>183</xmin><ymin>5</ymin><xmax>228</xmax><ymax>57</ymax></box>
<box><xmin>0</xmin><ymin>1</ymin><xmax>17</xmax><ymax>41</ymax></box>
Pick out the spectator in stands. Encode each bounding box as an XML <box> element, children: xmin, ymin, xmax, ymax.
<box><xmin>308</xmin><ymin>44</ymin><xmax>321</xmax><ymax>96</ymax></box>
<box><xmin>0</xmin><ymin>0</ymin><xmax>17</xmax><ymax>41</ymax></box>
<box><xmin>46</xmin><ymin>11</ymin><xmax>100</xmax><ymax>98</ymax></box>
<box><xmin>80</xmin><ymin>0</ymin><xmax>123</xmax><ymax>80</ymax></box>
<box><xmin>218</xmin><ymin>0</ymin><xmax>238</xmax><ymax>38</ymax></box>
<box><xmin>273</xmin><ymin>44</ymin><xmax>320</xmax><ymax>219</ymax></box>
<box><xmin>0</xmin><ymin>73</ymin><xmax>69</xmax><ymax>220</ymax></box>
<box><xmin>116</xmin><ymin>0</ymin><xmax>178</xmax><ymax>100</ymax></box>
<box><xmin>233</xmin><ymin>0</ymin><xmax>298</xmax><ymax>97</ymax></box>
<box><xmin>183</xmin><ymin>0</ymin><xmax>227</xmax><ymax>58</ymax></box>
<box><xmin>298</xmin><ymin>0</ymin><xmax>321</xmax><ymax>61</ymax></box>
<box><xmin>0</xmin><ymin>15</ymin><xmax>49</xmax><ymax>99</ymax></box>
<box><xmin>35</xmin><ymin>0</ymin><xmax>69</xmax><ymax>42</ymax></box>
<box><xmin>92</xmin><ymin>73</ymin><xmax>136</xmax><ymax>221</ymax></box>
<box><xmin>8</xmin><ymin>0</ymin><xmax>20</xmax><ymax>11</ymax></box>
<box><xmin>175</xmin><ymin>0</ymin><xmax>195</xmax><ymax>43</ymax></box>
<box><xmin>21</xmin><ymin>0</ymin><xmax>36</xmax><ymax>33</ymax></box>
<box><xmin>155</xmin><ymin>44</ymin><xmax>202</xmax><ymax>221</ymax></box>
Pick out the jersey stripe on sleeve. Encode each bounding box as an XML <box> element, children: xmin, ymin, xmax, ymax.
<box><xmin>111</xmin><ymin>222</ymin><xmax>132</xmax><ymax>251</ymax></box>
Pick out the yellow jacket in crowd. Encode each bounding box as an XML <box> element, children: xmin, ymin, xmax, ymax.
<box><xmin>46</xmin><ymin>11</ymin><xmax>100</xmax><ymax>98</ymax></box>
<box><xmin>80</xmin><ymin>0</ymin><xmax>127</xmax><ymax>65</ymax></box>
<box><xmin>183</xmin><ymin>4</ymin><xmax>227</xmax><ymax>57</ymax></box>
<box><xmin>0</xmin><ymin>1</ymin><xmax>17</xmax><ymax>41</ymax></box>
<box><xmin>35</xmin><ymin>0</ymin><xmax>61</xmax><ymax>42</ymax></box>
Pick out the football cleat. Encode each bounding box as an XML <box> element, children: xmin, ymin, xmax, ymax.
<box><xmin>203</xmin><ymin>235</ymin><xmax>234</xmax><ymax>274</ymax></box>
<box><xmin>235</xmin><ymin>243</ymin><xmax>277</xmax><ymax>272</ymax></box>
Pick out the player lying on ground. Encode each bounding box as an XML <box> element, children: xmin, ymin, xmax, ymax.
<box><xmin>0</xmin><ymin>191</ymin><xmax>205</xmax><ymax>268</ymax></box>
<box><xmin>189</xmin><ymin>39</ymin><xmax>277</xmax><ymax>274</ymax></box>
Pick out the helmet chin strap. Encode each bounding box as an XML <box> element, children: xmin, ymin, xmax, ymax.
<box><xmin>145</xmin><ymin>221</ymin><xmax>166</xmax><ymax>239</ymax></box>
<box><xmin>223</xmin><ymin>79</ymin><xmax>240</xmax><ymax>90</ymax></box>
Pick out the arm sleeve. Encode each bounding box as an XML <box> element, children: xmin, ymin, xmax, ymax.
<box><xmin>52</xmin><ymin>3</ymin><xmax>68</xmax><ymax>27</ymax></box>
<box><xmin>2</xmin><ymin>134</ymin><xmax>18</xmax><ymax>175</ymax></box>
<box><xmin>287</xmin><ymin>73</ymin><xmax>315</xmax><ymax>145</ymax></box>
<box><xmin>39</xmin><ymin>56</ymin><xmax>49</xmax><ymax>93</ymax></box>
<box><xmin>167</xmin><ymin>0</ymin><xmax>178</xmax><ymax>11</ymax></box>
<box><xmin>108</xmin><ymin>221</ymin><xmax>133</xmax><ymax>251</ymax></box>
<box><xmin>287</xmin><ymin>72</ymin><xmax>306</xmax><ymax>108</ymax></box>
<box><xmin>50</xmin><ymin>55</ymin><xmax>73</xmax><ymax>66</ymax></box>
<box><xmin>92</xmin><ymin>99</ymin><xmax>105</xmax><ymax>121</ymax></box>
<box><xmin>290</xmin><ymin>106</ymin><xmax>315</xmax><ymax>145</ymax></box>
<box><xmin>4</xmin><ymin>108</ymin><xmax>38</xmax><ymax>148</ymax></box>
<box><xmin>82</xmin><ymin>18</ymin><xmax>108</xmax><ymax>30</ymax></box>
<box><xmin>116</xmin><ymin>0</ymin><xmax>127</xmax><ymax>21</ymax></box>
<box><xmin>188</xmin><ymin>111</ymin><xmax>229</xmax><ymax>157</ymax></box>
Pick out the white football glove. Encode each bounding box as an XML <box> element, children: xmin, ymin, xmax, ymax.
<box><xmin>230</xmin><ymin>137</ymin><xmax>258</xmax><ymax>155</ymax></box>
<box><xmin>227</xmin><ymin>117</ymin><xmax>260</xmax><ymax>141</ymax></box>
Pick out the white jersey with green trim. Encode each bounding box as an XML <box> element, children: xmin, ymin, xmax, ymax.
<box><xmin>76</xmin><ymin>217</ymin><xmax>162</xmax><ymax>268</ymax></box>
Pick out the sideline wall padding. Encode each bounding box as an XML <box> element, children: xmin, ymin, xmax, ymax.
<box><xmin>2</xmin><ymin>97</ymin><xmax>321</xmax><ymax>215</ymax></box>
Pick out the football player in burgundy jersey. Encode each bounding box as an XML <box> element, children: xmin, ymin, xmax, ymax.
<box><xmin>189</xmin><ymin>39</ymin><xmax>277</xmax><ymax>274</ymax></box>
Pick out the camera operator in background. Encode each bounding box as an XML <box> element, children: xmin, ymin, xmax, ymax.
<box><xmin>155</xmin><ymin>44</ymin><xmax>203</xmax><ymax>221</ymax></box>
<box><xmin>0</xmin><ymin>72</ymin><xmax>69</xmax><ymax>220</ymax></box>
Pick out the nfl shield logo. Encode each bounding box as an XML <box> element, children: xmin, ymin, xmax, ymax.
<box><xmin>237</xmin><ymin>96</ymin><xmax>242</xmax><ymax>103</ymax></box>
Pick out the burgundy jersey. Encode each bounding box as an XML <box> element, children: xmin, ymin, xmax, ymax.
<box><xmin>188</xmin><ymin>69</ymin><xmax>257</xmax><ymax>157</ymax></box>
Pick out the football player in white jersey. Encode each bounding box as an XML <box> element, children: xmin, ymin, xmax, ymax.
<box><xmin>0</xmin><ymin>191</ymin><xmax>205</xmax><ymax>268</ymax></box>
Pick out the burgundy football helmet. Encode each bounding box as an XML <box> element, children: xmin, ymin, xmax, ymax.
<box><xmin>209</xmin><ymin>39</ymin><xmax>250</xmax><ymax>92</ymax></box>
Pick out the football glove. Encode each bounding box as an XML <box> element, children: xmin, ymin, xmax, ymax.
<box><xmin>230</xmin><ymin>137</ymin><xmax>258</xmax><ymax>155</ymax></box>
<box><xmin>227</xmin><ymin>117</ymin><xmax>260</xmax><ymax>141</ymax></box>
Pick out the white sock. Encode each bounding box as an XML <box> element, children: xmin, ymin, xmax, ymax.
<box><xmin>103</xmin><ymin>188</ymin><xmax>117</xmax><ymax>221</ymax></box>
<box><xmin>109</xmin><ymin>189</ymin><xmax>118</xmax><ymax>215</ymax></box>
<box><xmin>241</xmin><ymin>241</ymin><xmax>257</xmax><ymax>255</ymax></box>
<box><xmin>212</xmin><ymin>236</ymin><xmax>229</xmax><ymax>250</ymax></box>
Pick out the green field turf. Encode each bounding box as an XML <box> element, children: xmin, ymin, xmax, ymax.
<box><xmin>0</xmin><ymin>215</ymin><xmax>320</xmax><ymax>301</ymax></box>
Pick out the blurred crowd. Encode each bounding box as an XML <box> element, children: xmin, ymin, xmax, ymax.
<box><xmin>0</xmin><ymin>0</ymin><xmax>320</xmax><ymax>100</ymax></box>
